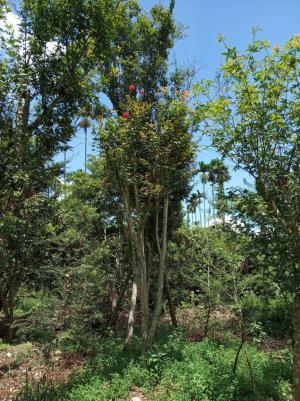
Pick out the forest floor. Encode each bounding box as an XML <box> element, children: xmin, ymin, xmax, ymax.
<box><xmin>0</xmin><ymin>342</ymin><xmax>85</xmax><ymax>401</ymax></box>
<box><xmin>0</xmin><ymin>336</ymin><xmax>291</xmax><ymax>401</ymax></box>
<box><xmin>0</xmin><ymin>308</ymin><xmax>293</xmax><ymax>401</ymax></box>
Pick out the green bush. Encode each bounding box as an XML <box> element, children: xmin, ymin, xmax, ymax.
<box><xmin>14</xmin><ymin>291</ymin><xmax>61</xmax><ymax>344</ymax></box>
<box><xmin>241</xmin><ymin>295</ymin><xmax>292</xmax><ymax>338</ymax></box>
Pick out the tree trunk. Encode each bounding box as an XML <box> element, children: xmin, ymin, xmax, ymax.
<box><xmin>204</xmin><ymin>263</ymin><xmax>211</xmax><ymax>337</ymax></box>
<box><xmin>110</xmin><ymin>271</ymin><xmax>131</xmax><ymax>327</ymax></box>
<box><xmin>6</xmin><ymin>306</ymin><xmax>14</xmax><ymax>344</ymax></box>
<box><xmin>122</xmin><ymin>182</ymin><xmax>150</xmax><ymax>352</ymax></box>
<box><xmin>122</xmin><ymin>186</ymin><xmax>141</xmax><ymax>345</ymax></box>
<box><xmin>136</xmin><ymin>230</ymin><xmax>149</xmax><ymax>353</ymax></box>
<box><xmin>148</xmin><ymin>195</ymin><xmax>169</xmax><ymax>344</ymax></box>
<box><xmin>3</xmin><ymin>275</ymin><xmax>15</xmax><ymax>344</ymax></box>
<box><xmin>211</xmin><ymin>184</ymin><xmax>215</xmax><ymax>223</ymax></box>
<box><xmin>132</xmin><ymin>180</ymin><xmax>150</xmax><ymax>352</ymax></box>
<box><xmin>203</xmin><ymin>183</ymin><xmax>206</xmax><ymax>227</ymax></box>
<box><xmin>232</xmin><ymin>337</ymin><xmax>245</xmax><ymax>374</ymax></box>
<box><xmin>198</xmin><ymin>203</ymin><xmax>202</xmax><ymax>227</ymax></box>
<box><xmin>164</xmin><ymin>271</ymin><xmax>177</xmax><ymax>327</ymax></box>
<box><xmin>293</xmin><ymin>293</ymin><xmax>300</xmax><ymax>401</ymax></box>
<box><xmin>204</xmin><ymin>304</ymin><xmax>211</xmax><ymax>338</ymax></box>
<box><xmin>125</xmin><ymin>246</ymin><xmax>140</xmax><ymax>344</ymax></box>
<box><xmin>125</xmin><ymin>280</ymin><xmax>138</xmax><ymax>345</ymax></box>
<box><xmin>219</xmin><ymin>183</ymin><xmax>226</xmax><ymax>227</ymax></box>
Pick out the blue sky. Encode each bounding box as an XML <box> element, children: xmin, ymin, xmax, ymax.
<box><xmin>65</xmin><ymin>0</ymin><xmax>300</xmax><ymax>189</ymax></box>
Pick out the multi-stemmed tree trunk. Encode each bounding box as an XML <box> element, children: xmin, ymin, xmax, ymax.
<box><xmin>148</xmin><ymin>196</ymin><xmax>169</xmax><ymax>345</ymax></box>
<box><xmin>122</xmin><ymin>185</ymin><xmax>171</xmax><ymax>351</ymax></box>
<box><xmin>102</xmin><ymin>86</ymin><xmax>195</xmax><ymax>351</ymax></box>
<box><xmin>122</xmin><ymin>185</ymin><xmax>140</xmax><ymax>345</ymax></box>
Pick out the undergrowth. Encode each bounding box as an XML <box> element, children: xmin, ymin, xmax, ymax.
<box><xmin>16</xmin><ymin>332</ymin><xmax>292</xmax><ymax>401</ymax></box>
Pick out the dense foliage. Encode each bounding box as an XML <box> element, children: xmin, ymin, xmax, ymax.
<box><xmin>0</xmin><ymin>2</ymin><xmax>298</xmax><ymax>401</ymax></box>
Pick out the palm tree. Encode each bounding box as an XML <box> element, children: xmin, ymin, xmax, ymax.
<box><xmin>200</xmin><ymin>159</ymin><xmax>231</xmax><ymax>226</ymax></box>
<box><xmin>186</xmin><ymin>204</ymin><xmax>191</xmax><ymax>225</ymax></box>
<box><xmin>208</xmin><ymin>204</ymin><xmax>212</xmax><ymax>226</ymax></box>
<box><xmin>196</xmin><ymin>190</ymin><xmax>203</xmax><ymax>226</ymax></box>
<box><xmin>199</xmin><ymin>162</ymin><xmax>209</xmax><ymax>227</ymax></box>
<box><xmin>80</xmin><ymin>118</ymin><xmax>91</xmax><ymax>172</ymax></box>
<box><xmin>206</xmin><ymin>160</ymin><xmax>219</xmax><ymax>224</ymax></box>
<box><xmin>188</xmin><ymin>193</ymin><xmax>199</xmax><ymax>226</ymax></box>
<box><xmin>209</xmin><ymin>159</ymin><xmax>231</xmax><ymax>226</ymax></box>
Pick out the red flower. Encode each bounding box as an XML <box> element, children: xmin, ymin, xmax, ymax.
<box><xmin>122</xmin><ymin>111</ymin><xmax>129</xmax><ymax>119</ymax></box>
<box><xmin>139</xmin><ymin>88</ymin><xmax>145</xmax><ymax>97</ymax></box>
<box><xmin>128</xmin><ymin>84</ymin><xmax>135</xmax><ymax>92</ymax></box>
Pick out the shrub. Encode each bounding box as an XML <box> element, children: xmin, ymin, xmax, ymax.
<box><xmin>241</xmin><ymin>295</ymin><xmax>292</xmax><ymax>338</ymax></box>
<box><xmin>14</xmin><ymin>291</ymin><xmax>61</xmax><ymax>344</ymax></box>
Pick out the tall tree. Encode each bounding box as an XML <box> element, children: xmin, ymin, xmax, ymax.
<box><xmin>0</xmin><ymin>0</ymin><xmax>132</xmax><ymax>342</ymax></box>
<box><xmin>195</xmin><ymin>33</ymin><xmax>300</xmax><ymax>399</ymax></box>
<box><xmin>87</xmin><ymin>1</ymin><xmax>188</xmax><ymax>346</ymax></box>
<box><xmin>100</xmin><ymin>89</ymin><xmax>195</xmax><ymax>351</ymax></box>
<box><xmin>199</xmin><ymin>165</ymin><xmax>209</xmax><ymax>227</ymax></box>
<box><xmin>209</xmin><ymin>159</ymin><xmax>231</xmax><ymax>225</ymax></box>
